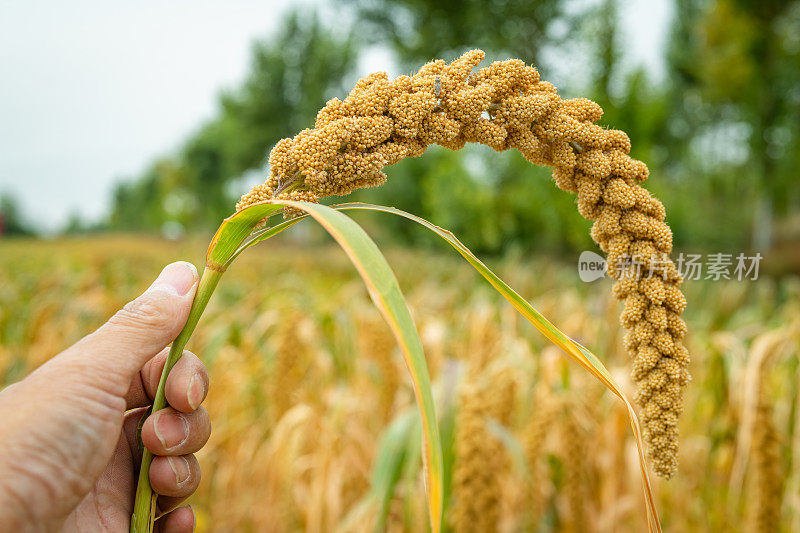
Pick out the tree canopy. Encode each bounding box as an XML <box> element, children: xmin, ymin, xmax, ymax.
<box><xmin>104</xmin><ymin>0</ymin><xmax>800</xmax><ymax>256</ymax></box>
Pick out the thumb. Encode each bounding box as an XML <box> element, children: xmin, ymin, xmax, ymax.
<box><xmin>61</xmin><ymin>261</ymin><xmax>199</xmax><ymax>390</ymax></box>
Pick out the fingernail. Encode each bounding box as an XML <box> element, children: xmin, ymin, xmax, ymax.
<box><xmin>168</xmin><ymin>456</ymin><xmax>191</xmax><ymax>486</ymax></box>
<box><xmin>154</xmin><ymin>411</ymin><xmax>189</xmax><ymax>450</ymax></box>
<box><xmin>151</xmin><ymin>261</ymin><xmax>198</xmax><ymax>296</ymax></box>
<box><xmin>187</xmin><ymin>373</ymin><xmax>206</xmax><ymax>411</ymax></box>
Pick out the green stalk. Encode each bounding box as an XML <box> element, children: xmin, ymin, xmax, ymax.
<box><xmin>130</xmin><ymin>265</ymin><xmax>223</xmax><ymax>533</ymax></box>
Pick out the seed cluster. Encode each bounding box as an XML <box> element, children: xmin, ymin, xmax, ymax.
<box><xmin>272</xmin><ymin>312</ymin><xmax>313</xmax><ymax>419</ymax></box>
<box><xmin>748</xmin><ymin>374</ymin><xmax>784</xmax><ymax>533</ymax></box>
<box><xmin>561</xmin><ymin>401</ymin><xmax>589</xmax><ymax>533</ymax></box>
<box><xmin>521</xmin><ymin>396</ymin><xmax>556</xmax><ymax>527</ymax></box>
<box><xmin>238</xmin><ymin>49</ymin><xmax>690</xmax><ymax>477</ymax></box>
<box><xmin>452</xmin><ymin>357</ymin><xmax>516</xmax><ymax>532</ymax></box>
<box><xmin>451</xmin><ymin>379</ymin><xmax>505</xmax><ymax>533</ymax></box>
<box><xmin>357</xmin><ymin>313</ymin><xmax>400</xmax><ymax>422</ymax></box>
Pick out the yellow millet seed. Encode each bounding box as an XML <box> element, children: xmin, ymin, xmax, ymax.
<box><xmin>237</xmin><ymin>49</ymin><xmax>690</xmax><ymax>477</ymax></box>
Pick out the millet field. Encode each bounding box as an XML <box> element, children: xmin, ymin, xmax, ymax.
<box><xmin>2</xmin><ymin>236</ymin><xmax>797</xmax><ymax>532</ymax></box>
<box><xmin>3</xmin><ymin>1</ymin><xmax>800</xmax><ymax>531</ymax></box>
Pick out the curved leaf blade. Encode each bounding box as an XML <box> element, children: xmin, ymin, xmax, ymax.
<box><xmin>208</xmin><ymin>199</ymin><xmax>659</xmax><ymax>531</ymax></box>
<box><xmin>327</xmin><ymin>202</ymin><xmax>661</xmax><ymax>533</ymax></box>
<box><xmin>206</xmin><ymin>203</ymin><xmax>285</xmax><ymax>268</ymax></box>
<box><xmin>215</xmin><ymin>200</ymin><xmax>444</xmax><ymax>532</ymax></box>
<box><xmin>371</xmin><ymin>409</ymin><xmax>417</xmax><ymax>531</ymax></box>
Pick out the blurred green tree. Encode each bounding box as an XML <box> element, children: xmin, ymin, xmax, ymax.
<box><xmin>690</xmin><ymin>0</ymin><xmax>800</xmax><ymax>249</ymax></box>
<box><xmin>0</xmin><ymin>193</ymin><xmax>35</xmax><ymax>237</ymax></box>
<box><xmin>346</xmin><ymin>0</ymin><xmax>607</xmax><ymax>253</ymax></box>
<box><xmin>103</xmin><ymin>0</ymin><xmax>800</xmax><ymax>259</ymax></box>
<box><xmin>350</xmin><ymin>0</ymin><xmax>800</xmax><ymax>254</ymax></box>
<box><xmin>341</xmin><ymin>0</ymin><xmax>571</xmax><ymax>65</ymax></box>
<box><xmin>109</xmin><ymin>10</ymin><xmax>357</xmax><ymax>232</ymax></box>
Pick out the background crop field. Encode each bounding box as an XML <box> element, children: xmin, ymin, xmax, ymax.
<box><xmin>2</xmin><ymin>1</ymin><xmax>799</xmax><ymax>529</ymax></box>
<box><xmin>2</xmin><ymin>235</ymin><xmax>798</xmax><ymax>532</ymax></box>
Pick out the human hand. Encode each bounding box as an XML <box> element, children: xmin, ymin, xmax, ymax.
<box><xmin>0</xmin><ymin>262</ymin><xmax>211</xmax><ymax>532</ymax></box>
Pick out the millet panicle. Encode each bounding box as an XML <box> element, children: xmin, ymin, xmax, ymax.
<box><xmin>238</xmin><ymin>49</ymin><xmax>691</xmax><ymax>478</ymax></box>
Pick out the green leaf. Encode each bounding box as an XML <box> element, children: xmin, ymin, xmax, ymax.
<box><xmin>135</xmin><ymin>198</ymin><xmax>661</xmax><ymax>533</ymax></box>
<box><xmin>133</xmin><ymin>200</ymin><xmax>444</xmax><ymax>533</ymax></box>
<box><xmin>326</xmin><ymin>202</ymin><xmax>662</xmax><ymax>533</ymax></box>
<box><xmin>486</xmin><ymin>419</ymin><xmax>531</xmax><ymax>479</ymax></box>
<box><xmin>205</xmin><ymin>203</ymin><xmax>285</xmax><ymax>269</ymax></box>
<box><xmin>237</xmin><ymin>201</ymin><xmax>662</xmax><ymax>531</ymax></box>
<box><xmin>270</xmin><ymin>202</ymin><xmax>444</xmax><ymax>533</ymax></box>
<box><xmin>370</xmin><ymin>409</ymin><xmax>417</xmax><ymax>531</ymax></box>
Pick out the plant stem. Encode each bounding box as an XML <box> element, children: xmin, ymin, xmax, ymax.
<box><xmin>273</xmin><ymin>171</ymin><xmax>304</xmax><ymax>196</ymax></box>
<box><xmin>130</xmin><ymin>265</ymin><xmax>223</xmax><ymax>533</ymax></box>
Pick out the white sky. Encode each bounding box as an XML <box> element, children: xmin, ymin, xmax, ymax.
<box><xmin>0</xmin><ymin>0</ymin><xmax>671</xmax><ymax>232</ymax></box>
<box><xmin>620</xmin><ymin>0</ymin><xmax>673</xmax><ymax>81</ymax></box>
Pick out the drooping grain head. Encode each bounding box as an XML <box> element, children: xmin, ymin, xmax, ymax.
<box><xmin>747</xmin><ymin>371</ymin><xmax>784</xmax><ymax>533</ymax></box>
<box><xmin>271</xmin><ymin>311</ymin><xmax>313</xmax><ymax>419</ymax></box>
<box><xmin>356</xmin><ymin>312</ymin><xmax>400</xmax><ymax>422</ymax></box>
<box><xmin>451</xmin><ymin>367</ymin><xmax>515</xmax><ymax>532</ymax></box>
<box><xmin>451</xmin><ymin>379</ymin><xmax>501</xmax><ymax>533</ymax></box>
<box><xmin>521</xmin><ymin>394</ymin><xmax>557</xmax><ymax>529</ymax></box>
<box><xmin>561</xmin><ymin>399</ymin><xmax>589</xmax><ymax>533</ymax></box>
<box><xmin>239</xmin><ymin>49</ymin><xmax>690</xmax><ymax>477</ymax></box>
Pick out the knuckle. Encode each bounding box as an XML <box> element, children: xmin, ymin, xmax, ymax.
<box><xmin>112</xmin><ymin>291</ymin><xmax>180</xmax><ymax>333</ymax></box>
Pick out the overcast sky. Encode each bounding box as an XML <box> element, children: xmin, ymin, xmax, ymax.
<box><xmin>0</xmin><ymin>0</ymin><xmax>671</xmax><ymax>232</ymax></box>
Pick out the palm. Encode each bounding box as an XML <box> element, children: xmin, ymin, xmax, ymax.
<box><xmin>63</xmin><ymin>418</ymin><xmax>139</xmax><ymax>531</ymax></box>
